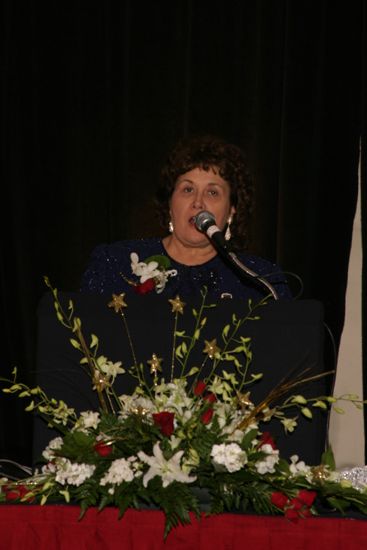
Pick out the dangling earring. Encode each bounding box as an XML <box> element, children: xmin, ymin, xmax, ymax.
<box><xmin>224</xmin><ymin>218</ymin><xmax>232</xmax><ymax>241</ymax></box>
<box><xmin>169</xmin><ymin>221</ymin><xmax>174</xmax><ymax>234</ymax></box>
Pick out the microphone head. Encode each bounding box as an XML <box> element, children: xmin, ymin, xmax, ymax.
<box><xmin>193</xmin><ymin>211</ymin><xmax>216</xmax><ymax>232</ymax></box>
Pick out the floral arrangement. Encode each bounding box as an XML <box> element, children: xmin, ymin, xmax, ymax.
<box><xmin>122</xmin><ymin>252</ymin><xmax>177</xmax><ymax>294</ymax></box>
<box><xmin>1</xmin><ymin>277</ymin><xmax>367</xmax><ymax>537</ymax></box>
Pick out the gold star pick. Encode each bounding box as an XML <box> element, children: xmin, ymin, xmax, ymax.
<box><xmin>168</xmin><ymin>295</ymin><xmax>186</xmax><ymax>314</ymax></box>
<box><xmin>237</xmin><ymin>391</ymin><xmax>252</xmax><ymax>408</ymax></box>
<box><xmin>203</xmin><ymin>339</ymin><xmax>220</xmax><ymax>359</ymax></box>
<box><xmin>147</xmin><ymin>353</ymin><xmax>163</xmax><ymax>375</ymax></box>
<box><xmin>108</xmin><ymin>293</ymin><xmax>127</xmax><ymax>313</ymax></box>
<box><xmin>311</xmin><ymin>465</ymin><xmax>329</xmax><ymax>482</ymax></box>
<box><xmin>92</xmin><ymin>371</ymin><xmax>110</xmax><ymax>391</ymax></box>
<box><xmin>130</xmin><ymin>405</ymin><xmax>149</xmax><ymax>417</ymax></box>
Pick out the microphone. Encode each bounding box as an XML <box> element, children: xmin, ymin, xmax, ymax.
<box><xmin>193</xmin><ymin>211</ymin><xmax>229</xmax><ymax>251</ymax></box>
<box><xmin>193</xmin><ymin>210</ymin><xmax>279</xmax><ymax>300</ymax></box>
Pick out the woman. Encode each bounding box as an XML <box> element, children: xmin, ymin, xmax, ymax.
<box><xmin>81</xmin><ymin>135</ymin><xmax>291</xmax><ymax>303</ymax></box>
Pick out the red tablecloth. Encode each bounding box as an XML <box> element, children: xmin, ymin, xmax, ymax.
<box><xmin>0</xmin><ymin>505</ymin><xmax>366</xmax><ymax>549</ymax></box>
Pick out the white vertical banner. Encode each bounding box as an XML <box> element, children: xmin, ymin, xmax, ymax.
<box><xmin>328</xmin><ymin>150</ymin><xmax>364</xmax><ymax>467</ymax></box>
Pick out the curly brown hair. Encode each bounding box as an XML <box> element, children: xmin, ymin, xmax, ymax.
<box><xmin>155</xmin><ymin>135</ymin><xmax>254</xmax><ymax>250</ymax></box>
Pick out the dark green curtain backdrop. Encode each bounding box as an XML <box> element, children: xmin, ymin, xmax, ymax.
<box><xmin>1</xmin><ymin>1</ymin><xmax>366</xmax><ymax>464</ymax></box>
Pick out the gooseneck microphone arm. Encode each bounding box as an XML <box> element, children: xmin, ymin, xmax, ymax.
<box><xmin>194</xmin><ymin>211</ymin><xmax>279</xmax><ymax>301</ymax></box>
<box><xmin>226</xmin><ymin>252</ymin><xmax>279</xmax><ymax>301</ymax></box>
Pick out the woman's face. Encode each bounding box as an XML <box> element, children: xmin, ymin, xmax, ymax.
<box><xmin>169</xmin><ymin>167</ymin><xmax>235</xmax><ymax>249</ymax></box>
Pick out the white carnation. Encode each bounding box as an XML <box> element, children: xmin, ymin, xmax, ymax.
<box><xmin>255</xmin><ymin>444</ymin><xmax>279</xmax><ymax>474</ymax></box>
<box><xmin>54</xmin><ymin>458</ymin><xmax>95</xmax><ymax>486</ymax></box>
<box><xmin>211</xmin><ymin>443</ymin><xmax>248</xmax><ymax>473</ymax></box>
<box><xmin>100</xmin><ymin>458</ymin><xmax>137</xmax><ymax>486</ymax></box>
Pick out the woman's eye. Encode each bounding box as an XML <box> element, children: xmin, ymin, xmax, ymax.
<box><xmin>208</xmin><ymin>189</ymin><xmax>219</xmax><ymax>196</ymax></box>
<box><xmin>183</xmin><ymin>186</ymin><xmax>193</xmax><ymax>193</ymax></box>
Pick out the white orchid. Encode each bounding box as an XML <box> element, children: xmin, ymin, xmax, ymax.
<box><xmin>96</xmin><ymin>355</ymin><xmax>125</xmax><ymax>381</ymax></box>
<box><xmin>154</xmin><ymin>380</ymin><xmax>194</xmax><ymax>417</ymax></box>
<box><xmin>138</xmin><ymin>442</ymin><xmax>197</xmax><ymax>488</ymax></box>
<box><xmin>118</xmin><ymin>393</ymin><xmax>155</xmax><ymax>419</ymax></box>
<box><xmin>289</xmin><ymin>455</ymin><xmax>311</xmax><ymax>475</ymax></box>
<box><xmin>281</xmin><ymin>417</ymin><xmax>298</xmax><ymax>433</ymax></box>
<box><xmin>255</xmin><ymin>443</ymin><xmax>280</xmax><ymax>474</ymax></box>
<box><xmin>80</xmin><ymin>410</ymin><xmax>100</xmax><ymax>428</ymax></box>
<box><xmin>42</xmin><ymin>436</ymin><xmax>64</xmax><ymax>461</ymax></box>
<box><xmin>72</xmin><ymin>410</ymin><xmax>101</xmax><ymax>433</ymax></box>
<box><xmin>130</xmin><ymin>252</ymin><xmax>160</xmax><ymax>282</ymax></box>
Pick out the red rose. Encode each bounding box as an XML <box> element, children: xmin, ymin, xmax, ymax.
<box><xmin>289</xmin><ymin>497</ymin><xmax>304</xmax><ymax>511</ymax></box>
<box><xmin>271</xmin><ymin>491</ymin><xmax>289</xmax><ymax>510</ymax></box>
<box><xmin>153</xmin><ymin>411</ymin><xmax>175</xmax><ymax>437</ymax></box>
<box><xmin>201</xmin><ymin>408</ymin><xmax>214</xmax><ymax>425</ymax></box>
<box><xmin>4</xmin><ymin>484</ymin><xmax>34</xmax><ymax>502</ymax></box>
<box><xmin>5</xmin><ymin>490</ymin><xmax>21</xmax><ymax>502</ymax></box>
<box><xmin>203</xmin><ymin>392</ymin><xmax>217</xmax><ymax>404</ymax></box>
<box><xmin>282</xmin><ymin>490</ymin><xmax>316</xmax><ymax>522</ymax></box>
<box><xmin>134</xmin><ymin>278</ymin><xmax>156</xmax><ymax>295</ymax></box>
<box><xmin>271</xmin><ymin>488</ymin><xmax>316</xmax><ymax>522</ymax></box>
<box><xmin>285</xmin><ymin>508</ymin><xmax>300</xmax><ymax>523</ymax></box>
<box><xmin>194</xmin><ymin>381</ymin><xmax>206</xmax><ymax>396</ymax></box>
<box><xmin>296</xmin><ymin>490</ymin><xmax>317</xmax><ymax>507</ymax></box>
<box><xmin>94</xmin><ymin>440</ymin><xmax>113</xmax><ymax>457</ymax></box>
<box><xmin>259</xmin><ymin>431</ymin><xmax>277</xmax><ymax>450</ymax></box>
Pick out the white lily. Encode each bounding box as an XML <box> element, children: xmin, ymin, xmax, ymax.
<box><xmin>138</xmin><ymin>442</ymin><xmax>197</xmax><ymax>488</ymax></box>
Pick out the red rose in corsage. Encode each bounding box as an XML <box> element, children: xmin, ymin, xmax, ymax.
<box><xmin>134</xmin><ymin>278</ymin><xmax>156</xmax><ymax>295</ymax></box>
<box><xmin>129</xmin><ymin>253</ymin><xmax>177</xmax><ymax>295</ymax></box>
<box><xmin>153</xmin><ymin>411</ymin><xmax>175</xmax><ymax>437</ymax></box>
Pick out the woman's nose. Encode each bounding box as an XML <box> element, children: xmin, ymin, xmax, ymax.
<box><xmin>192</xmin><ymin>191</ymin><xmax>205</xmax><ymax>209</ymax></box>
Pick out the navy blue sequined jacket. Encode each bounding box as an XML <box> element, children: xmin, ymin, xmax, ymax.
<box><xmin>80</xmin><ymin>238</ymin><xmax>292</xmax><ymax>303</ymax></box>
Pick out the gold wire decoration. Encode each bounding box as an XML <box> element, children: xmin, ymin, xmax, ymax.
<box><xmin>234</xmin><ymin>367</ymin><xmax>335</xmax><ymax>432</ymax></box>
